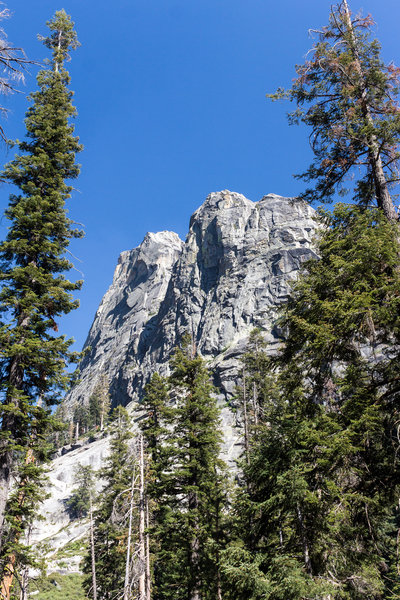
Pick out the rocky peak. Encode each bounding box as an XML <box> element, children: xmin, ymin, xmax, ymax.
<box><xmin>69</xmin><ymin>229</ymin><xmax>184</xmax><ymax>409</ymax></box>
<box><xmin>64</xmin><ymin>190</ymin><xmax>317</xmax><ymax>414</ymax></box>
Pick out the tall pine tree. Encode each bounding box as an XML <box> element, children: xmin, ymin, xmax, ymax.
<box><xmin>82</xmin><ymin>407</ymin><xmax>141</xmax><ymax>600</ymax></box>
<box><xmin>225</xmin><ymin>205</ymin><xmax>400</xmax><ymax>599</ymax></box>
<box><xmin>0</xmin><ymin>8</ymin><xmax>82</xmax><ymax>584</ymax></box>
<box><xmin>269</xmin><ymin>0</ymin><xmax>400</xmax><ymax>221</ymax></box>
<box><xmin>141</xmin><ymin>338</ymin><xmax>228</xmax><ymax>600</ymax></box>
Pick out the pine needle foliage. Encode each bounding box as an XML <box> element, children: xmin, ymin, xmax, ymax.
<box><xmin>268</xmin><ymin>1</ymin><xmax>400</xmax><ymax>220</ymax></box>
<box><xmin>0</xmin><ymin>6</ymin><xmax>82</xmax><ymax>584</ymax></box>
<box><xmin>225</xmin><ymin>205</ymin><xmax>400</xmax><ymax>599</ymax></box>
<box><xmin>82</xmin><ymin>407</ymin><xmax>135</xmax><ymax>600</ymax></box>
<box><xmin>141</xmin><ymin>338</ymin><xmax>228</xmax><ymax>600</ymax></box>
<box><xmin>66</xmin><ymin>464</ymin><xmax>96</xmax><ymax>520</ymax></box>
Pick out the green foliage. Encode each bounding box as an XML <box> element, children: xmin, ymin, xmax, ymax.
<box><xmin>0</xmin><ymin>9</ymin><xmax>82</xmax><ymax>589</ymax></box>
<box><xmin>88</xmin><ymin>373</ymin><xmax>111</xmax><ymax>431</ymax></box>
<box><xmin>220</xmin><ymin>545</ymin><xmax>271</xmax><ymax>599</ymax></box>
<box><xmin>0</xmin><ymin>6</ymin><xmax>82</xmax><ymax>411</ymax></box>
<box><xmin>54</xmin><ymin>537</ymin><xmax>88</xmax><ymax>560</ymax></box>
<box><xmin>31</xmin><ymin>572</ymin><xmax>85</xmax><ymax>600</ymax></box>
<box><xmin>82</xmin><ymin>407</ymin><xmax>135</xmax><ymax>600</ymax></box>
<box><xmin>66</xmin><ymin>464</ymin><xmax>95</xmax><ymax>520</ymax></box>
<box><xmin>268</xmin><ymin>2</ymin><xmax>400</xmax><ymax>217</ymax></box>
<box><xmin>73</xmin><ymin>405</ymin><xmax>89</xmax><ymax>438</ymax></box>
<box><xmin>141</xmin><ymin>338</ymin><xmax>228</xmax><ymax>600</ymax></box>
<box><xmin>226</xmin><ymin>205</ymin><xmax>400</xmax><ymax>599</ymax></box>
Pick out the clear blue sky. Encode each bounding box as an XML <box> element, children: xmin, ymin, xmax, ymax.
<box><xmin>0</xmin><ymin>0</ymin><xmax>399</xmax><ymax>353</ymax></box>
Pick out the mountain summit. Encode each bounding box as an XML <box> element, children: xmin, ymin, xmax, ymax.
<box><xmin>65</xmin><ymin>190</ymin><xmax>318</xmax><ymax>412</ymax></box>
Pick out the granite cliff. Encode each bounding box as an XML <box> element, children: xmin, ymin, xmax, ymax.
<box><xmin>66</xmin><ymin>190</ymin><xmax>318</xmax><ymax>413</ymax></box>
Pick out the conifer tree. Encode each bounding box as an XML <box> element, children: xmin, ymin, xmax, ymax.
<box><xmin>73</xmin><ymin>405</ymin><xmax>90</xmax><ymax>438</ymax></box>
<box><xmin>82</xmin><ymin>407</ymin><xmax>137</xmax><ymax>600</ymax></box>
<box><xmin>66</xmin><ymin>464</ymin><xmax>96</xmax><ymax>520</ymax></box>
<box><xmin>269</xmin><ymin>1</ymin><xmax>400</xmax><ymax>220</ymax></box>
<box><xmin>140</xmin><ymin>372</ymin><xmax>174</xmax><ymax>600</ymax></box>
<box><xmin>141</xmin><ymin>339</ymin><xmax>228</xmax><ymax>600</ymax></box>
<box><xmin>141</xmin><ymin>372</ymin><xmax>173</xmax><ymax>506</ymax></box>
<box><xmin>226</xmin><ymin>205</ymin><xmax>400</xmax><ymax>599</ymax></box>
<box><xmin>241</xmin><ymin>328</ymin><xmax>270</xmax><ymax>431</ymax></box>
<box><xmin>0</xmin><ymin>5</ymin><xmax>82</xmax><ymax>579</ymax></box>
<box><xmin>88</xmin><ymin>374</ymin><xmax>111</xmax><ymax>432</ymax></box>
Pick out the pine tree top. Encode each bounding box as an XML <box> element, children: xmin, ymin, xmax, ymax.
<box><xmin>39</xmin><ymin>10</ymin><xmax>80</xmax><ymax>71</ymax></box>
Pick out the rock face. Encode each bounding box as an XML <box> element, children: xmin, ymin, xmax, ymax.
<box><xmin>69</xmin><ymin>231</ymin><xmax>184</xmax><ymax>408</ymax></box>
<box><xmin>66</xmin><ymin>190</ymin><xmax>317</xmax><ymax>413</ymax></box>
<box><xmin>32</xmin><ymin>438</ymin><xmax>110</xmax><ymax>543</ymax></box>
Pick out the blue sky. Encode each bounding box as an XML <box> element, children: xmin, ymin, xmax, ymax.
<box><xmin>1</xmin><ymin>0</ymin><xmax>399</xmax><ymax>353</ymax></box>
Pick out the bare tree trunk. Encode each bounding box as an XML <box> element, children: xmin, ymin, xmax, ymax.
<box><xmin>215</xmin><ymin>497</ymin><xmax>222</xmax><ymax>600</ymax></box>
<box><xmin>19</xmin><ymin>528</ymin><xmax>31</xmax><ymax>600</ymax></box>
<box><xmin>68</xmin><ymin>420</ymin><xmax>74</xmax><ymax>444</ymax></box>
<box><xmin>188</xmin><ymin>484</ymin><xmax>201</xmax><ymax>600</ymax></box>
<box><xmin>138</xmin><ymin>435</ymin><xmax>146</xmax><ymax>600</ymax></box>
<box><xmin>189</xmin><ymin>532</ymin><xmax>201</xmax><ymax>600</ymax></box>
<box><xmin>217</xmin><ymin>575</ymin><xmax>222</xmax><ymax>600</ymax></box>
<box><xmin>145</xmin><ymin>496</ymin><xmax>151</xmax><ymax>600</ymax></box>
<box><xmin>54</xmin><ymin>29</ymin><xmax>62</xmax><ymax>73</ymax></box>
<box><xmin>123</xmin><ymin>471</ymin><xmax>135</xmax><ymax>600</ymax></box>
<box><xmin>89</xmin><ymin>494</ymin><xmax>97</xmax><ymax>600</ymax></box>
<box><xmin>75</xmin><ymin>421</ymin><xmax>79</xmax><ymax>443</ymax></box>
<box><xmin>19</xmin><ymin>567</ymin><xmax>28</xmax><ymax>600</ymax></box>
<box><xmin>341</xmin><ymin>0</ymin><xmax>398</xmax><ymax>222</ymax></box>
<box><xmin>19</xmin><ymin>526</ymin><xmax>31</xmax><ymax>600</ymax></box>
<box><xmin>296</xmin><ymin>504</ymin><xmax>312</xmax><ymax>575</ymax></box>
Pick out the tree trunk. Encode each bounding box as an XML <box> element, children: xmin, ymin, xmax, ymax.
<box><xmin>0</xmin><ymin>355</ymin><xmax>25</xmax><ymax>548</ymax></box>
<box><xmin>0</xmin><ymin>449</ymin><xmax>35</xmax><ymax>600</ymax></box>
<box><xmin>68</xmin><ymin>420</ymin><xmax>74</xmax><ymax>444</ymax></box>
<box><xmin>0</xmin><ymin>451</ymin><xmax>12</xmax><ymax>549</ymax></box>
<box><xmin>0</xmin><ymin>552</ymin><xmax>16</xmax><ymax>600</ymax></box>
<box><xmin>189</xmin><ymin>533</ymin><xmax>201</xmax><ymax>600</ymax></box>
<box><xmin>252</xmin><ymin>381</ymin><xmax>259</xmax><ymax>427</ymax></box>
<box><xmin>123</xmin><ymin>471</ymin><xmax>135</xmax><ymax>600</ymax></box>
<box><xmin>296</xmin><ymin>504</ymin><xmax>312</xmax><ymax>575</ymax></box>
<box><xmin>217</xmin><ymin>575</ymin><xmax>222</xmax><ymax>600</ymax></box>
<box><xmin>138</xmin><ymin>435</ymin><xmax>146</xmax><ymax>600</ymax></box>
<box><xmin>188</xmin><ymin>485</ymin><xmax>201</xmax><ymax>600</ymax></box>
<box><xmin>89</xmin><ymin>494</ymin><xmax>97</xmax><ymax>600</ymax></box>
<box><xmin>341</xmin><ymin>0</ymin><xmax>398</xmax><ymax>222</ymax></box>
<box><xmin>145</xmin><ymin>496</ymin><xmax>151</xmax><ymax>600</ymax></box>
<box><xmin>215</xmin><ymin>497</ymin><xmax>222</xmax><ymax>600</ymax></box>
<box><xmin>19</xmin><ymin>528</ymin><xmax>31</xmax><ymax>600</ymax></box>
